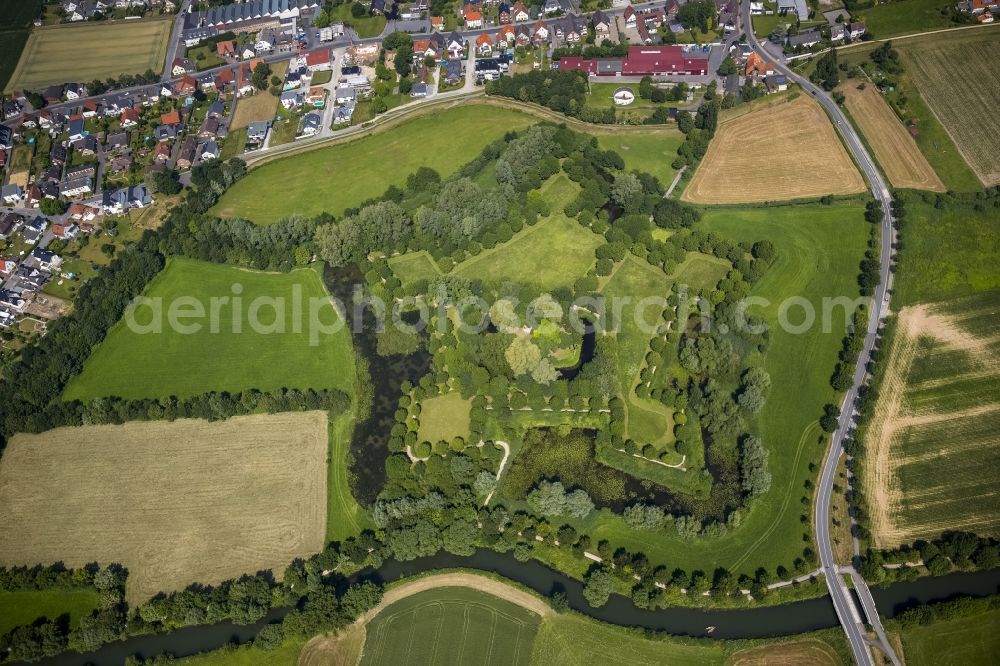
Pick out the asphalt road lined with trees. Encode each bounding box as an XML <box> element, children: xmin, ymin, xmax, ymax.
<box><xmin>740</xmin><ymin>1</ymin><xmax>899</xmax><ymax>664</ymax></box>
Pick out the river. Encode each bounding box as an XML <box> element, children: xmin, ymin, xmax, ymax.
<box><xmin>30</xmin><ymin>560</ymin><xmax>1000</xmax><ymax>666</ymax></box>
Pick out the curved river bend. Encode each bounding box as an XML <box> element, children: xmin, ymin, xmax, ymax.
<box><xmin>29</xmin><ymin>557</ymin><xmax>1000</xmax><ymax>666</ymax></box>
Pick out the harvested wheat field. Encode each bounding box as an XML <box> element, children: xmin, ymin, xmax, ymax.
<box><xmin>899</xmin><ymin>29</ymin><xmax>1000</xmax><ymax>186</ymax></box>
<box><xmin>840</xmin><ymin>84</ymin><xmax>944</xmax><ymax>191</ymax></box>
<box><xmin>683</xmin><ymin>95</ymin><xmax>866</xmax><ymax>204</ymax></box>
<box><xmin>864</xmin><ymin>293</ymin><xmax>1000</xmax><ymax>547</ymax></box>
<box><xmin>0</xmin><ymin>412</ymin><xmax>328</xmax><ymax>604</ymax></box>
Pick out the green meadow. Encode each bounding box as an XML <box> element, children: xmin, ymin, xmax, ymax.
<box><xmin>63</xmin><ymin>257</ymin><xmax>354</xmax><ymax>401</ymax></box>
<box><xmin>212</xmin><ymin>105</ymin><xmax>536</xmax><ymax>225</ymax></box>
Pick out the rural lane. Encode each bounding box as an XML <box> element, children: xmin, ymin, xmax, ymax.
<box><xmin>740</xmin><ymin>2</ymin><xmax>899</xmax><ymax>665</ymax></box>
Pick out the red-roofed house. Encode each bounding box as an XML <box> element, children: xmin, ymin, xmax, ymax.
<box><xmin>51</xmin><ymin>223</ymin><xmax>79</xmax><ymax>240</ymax></box>
<box><xmin>476</xmin><ymin>33</ymin><xmax>493</xmax><ymax>55</ymax></box>
<box><xmin>431</xmin><ymin>15</ymin><xmax>444</xmax><ymax>30</ymax></box>
<box><xmin>497</xmin><ymin>24</ymin><xmax>516</xmax><ymax>48</ymax></box>
<box><xmin>160</xmin><ymin>109</ymin><xmax>181</xmax><ymax>126</ymax></box>
<box><xmin>68</xmin><ymin>203</ymin><xmax>100</xmax><ymax>222</ymax></box>
<box><xmin>214</xmin><ymin>67</ymin><xmax>235</xmax><ymax>90</ymax></box>
<box><xmin>0</xmin><ymin>258</ymin><xmax>16</xmax><ymax>276</ymax></box>
<box><xmin>512</xmin><ymin>1</ymin><xmax>530</xmax><ymax>22</ymax></box>
<box><xmin>120</xmin><ymin>108</ymin><xmax>140</xmax><ymax>128</ymax></box>
<box><xmin>557</xmin><ymin>46</ymin><xmax>709</xmax><ymax>77</ymax></box>
<box><xmin>413</xmin><ymin>38</ymin><xmax>441</xmax><ymax>59</ymax></box>
<box><xmin>216</xmin><ymin>40</ymin><xmax>236</xmax><ymax>57</ymax></box>
<box><xmin>464</xmin><ymin>4</ymin><xmax>483</xmax><ymax>27</ymax></box>
<box><xmin>153</xmin><ymin>142</ymin><xmax>171</xmax><ymax>163</ymax></box>
<box><xmin>176</xmin><ymin>75</ymin><xmax>198</xmax><ymax>95</ymax></box>
<box><xmin>532</xmin><ymin>20</ymin><xmax>549</xmax><ymax>45</ymax></box>
<box><xmin>306</xmin><ymin>49</ymin><xmax>332</xmax><ymax>71</ymax></box>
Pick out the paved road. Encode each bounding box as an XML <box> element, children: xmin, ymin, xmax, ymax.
<box><xmin>740</xmin><ymin>3</ymin><xmax>899</xmax><ymax>665</ymax></box>
<box><xmin>161</xmin><ymin>1</ymin><xmax>191</xmax><ymax>82</ymax></box>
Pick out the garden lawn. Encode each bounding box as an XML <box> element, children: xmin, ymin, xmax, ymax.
<box><xmin>328</xmin><ymin>3</ymin><xmax>386</xmax><ymax>38</ymax></box>
<box><xmin>416</xmin><ymin>392</ymin><xmax>472</xmax><ymax>444</ymax></box>
<box><xmin>0</xmin><ymin>589</ymin><xmax>101</xmax><ymax>637</ymax></box>
<box><xmin>63</xmin><ymin>257</ymin><xmax>354</xmax><ymax>401</ymax></box>
<box><xmin>582</xmin><ymin>204</ymin><xmax>868</xmax><ymax>576</ymax></box>
<box><xmin>230</xmin><ymin>63</ymin><xmax>289</xmax><ymax>130</ymax></box>
<box><xmin>452</xmin><ymin>176</ymin><xmax>603</xmax><ymax>290</ymax></box>
<box><xmin>213</xmin><ymin>105</ymin><xmax>535</xmax><ymax>224</ymax></box>
<box><xmin>388</xmin><ymin>250</ymin><xmax>441</xmax><ymax>283</ymax></box>
<box><xmin>596</xmin><ymin>130</ymin><xmax>685</xmax><ymax>185</ymax></box>
<box><xmin>897</xmin><ymin>606</ymin><xmax>1000</xmax><ymax>666</ymax></box>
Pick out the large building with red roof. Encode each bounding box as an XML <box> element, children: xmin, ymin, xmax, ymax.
<box><xmin>556</xmin><ymin>45</ymin><xmax>709</xmax><ymax>77</ymax></box>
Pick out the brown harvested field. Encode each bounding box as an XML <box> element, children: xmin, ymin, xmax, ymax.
<box><xmin>899</xmin><ymin>29</ymin><xmax>1000</xmax><ymax>186</ymax></box>
<box><xmin>728</xmin><ymin>639</ymin><xmax>843</xmax><ymax>666</ymax></box>
<box><xmin>0</xmin><ymin>412</ymin><xmax>328</xmax><ymax>604</ymax></box>
<box><xmin>840</xmin><ymin>84</ymin><xmax>944</xmax><ymax>191</ymax></box>
<box><xmin>683</xmin><ymin>95</ymin><xmax>866</xmax><ymax>204</ymax></box>
<box><xmin>864</xmin><ymin>295</ymin><xmax>1000</xmax><ymax>547</ymax></box>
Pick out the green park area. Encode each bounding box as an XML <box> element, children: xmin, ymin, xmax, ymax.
<box><xmin>416</xmin><ymin>392</ymin><xmax>472</xmax><ymax>444</ymax></box>
<box><xmin>212</xmin><ymin>105</ymin><xmax>536</xmax><ymax>225</ymax></box>
<box><xmin>451</xmin><ymin>176</ymin><xmax>603</xmax><ymax>290</ymax></box>
<box><xmin>63</xmin><ymin>257</ymin><xmax>354</xmax><ymax>401</ymax></box>
<box><xmin>581</xmin><ymin>203</ymin><xmax>869</xmax><ymax>573</ymax></box>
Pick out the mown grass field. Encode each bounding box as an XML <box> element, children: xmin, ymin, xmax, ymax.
<box><xmin>893</xmin><ymin>199</ymin><xmax>1000</xmax><ymax>307</ymax></box>
<box><xmin>416</xmin><ymin>392</ymin><xmax>472</xmax><ymax>444</ymax></box>
<box><xmin>0</xmin><ymin>412</ymin><xmax>329</xmax><ymax>604</ymax></box>
<box><xmin>63</xmin><ymin>257</ymin><xmax>353</xmax><ymax>401</ymax></box>
<box><xmin>864</xmin><ymin>293</ymin><xmax>1000</xmax><ymax>547</ymax></box>
<box><xmin>896</xmin><ymin>28</ymin><xmax>1000</xmax><ymax>186</ymax></box>
<box><xmin>840</xmin><ymin>84</ymin><xmax>944</xmax><ymax>191</ymax></box>
<box><xmin>213</xmin><ymin>105</ymin><xmax>536</xmax><ymax>224</ymax></box>
<box><xmin>683</xmin><ymin>95</ymin><xmax>866</xmax><ymax>203</ymax></box>
<box><xmin>897</xmin><ymin>605</ymin><xmax>1000</xmax><ymax>666</ymax></box>
<box><xmin>5</xmin><ymin>19</ymin><xmax>172</xmax><ymax>92</ymax></box>
<box><xmin>578</xmin><ymin>204</ymin><xmax>868</xmax><ymax>574</ymax></box>
<box><xmin>452</xmin><ymin>176</ymin><xmax>603</xmax><ymax>290</ymax></box>
<box><xmin>0</xmin><ymin>589</ymin><xmax>100</xmax><ymax>637</ymax></box>
<box><xmin>361</xmin><ymin>586</ymin><xmax>542</xmax><ymax>666</ymax></box>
